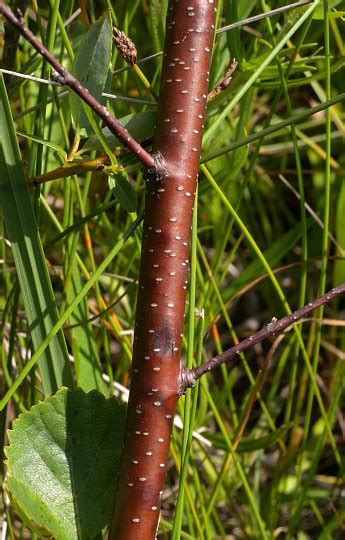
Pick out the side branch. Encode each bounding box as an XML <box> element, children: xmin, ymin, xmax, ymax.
<box><xmin>182</xmin><ymin>282</ymin><xmax>345</xmax><ymax>389</ymax></box>
<box><xmin>0</xmin><ymin>2</ymin><xmax>156</xmax><ymax>171</ymax></box>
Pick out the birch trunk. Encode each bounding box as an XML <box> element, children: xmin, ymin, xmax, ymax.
<box><xmin>109</xmin><ymin>1</ymin><xmax>216</xmax><ymax>538</ymax></box>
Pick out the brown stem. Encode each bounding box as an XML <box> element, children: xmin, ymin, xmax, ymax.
<box><xmin>28</xmin><ymin>156</ymin><xmax>111</xmax><ymax>186</ymax></box>
<box><xmin>0</xmin><ymin>0</ymin><xmax>28</xmax><ymax>80</ymax></box>
<box><xmin>0</xmin><ymin>1</ymin><xmax>156</xmax><ymax>171</ymax></box>
<box><xmin>182</xmin><ymin>283</ymin><xmax>345</xmax><ymax>389</ymax></box>
<box><xmin>109</xmin><ymin>1</ymin><xmax>216</xmax><ymax>538</ymax></box>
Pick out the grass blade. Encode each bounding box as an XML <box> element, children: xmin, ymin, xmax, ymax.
<box><xmin>0</xmin><ymin>74</ymin><xmax>74</xmax><ymax>395</ymax></box>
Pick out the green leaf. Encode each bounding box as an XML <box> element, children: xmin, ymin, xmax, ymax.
<box><xmin>108</xmin><ymin>171</ymin><xmax>137</xmax><ymax>212</ymax></box>
<box><xmin>82</xmin><ymin>110</ymin><xmax>157</xmax><ymax>153</ymax></box>
<box><xmin>16</xmin><ymin>130</ymin><xmax>67</xmax><ymax>160</ymax></box>
<box><xmin>5</xmin><ymin>388</ymin><xmax>127</xmax><ymax>540</ymax></box>
<box><xmin>67</xmin><ymin>264</ymin><xmax>108</xmax><ymax>396</ymax></box>
<box><xmin>70</xmin><ymin>11</ymin><xmax>112</xmax><ymax>136</ymax></box>
<box><xmin>313</xmin><ymin>0</ymin><xmax>344</xmax><ymax>18</ymax></box>
<box><xmin>237</xmin><ymin>0</ymin><xmax>257</xmax><ymax>20</ymax></box>
<box><xmin>0</xmin><ymin>74</ymin><xmax>74</xmax><ymax>394</ymax></box>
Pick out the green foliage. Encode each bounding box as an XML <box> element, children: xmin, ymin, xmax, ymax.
<box><xmin>5</xmin><ymin>388</ymin><xmax>126</xmax><ymax>539</ymax></box>
<box><xmin>67</xmin><ymin>265</ymin><xmax>108</xmax><ymax>396</ymax></box>
<box><xmin>0</xmin><ymin>0</ymin><xmax>344</xmax><ymax>538</ymax></box>
<box><xmin>70</xmin><ymin>11</ymin><xmax>113</xmax><ymax>136</ymax></box>
<box><xmin>0</xmin><ymin>75</ymin><xmax>73</xmax><ymax>394</ymax></box>
<box><xmin>82</xmin><ymin>110</ymin><xmax>157</xmax><ymax>153</ymax></box>
<box><xmin>108</xmin><ymin>171</ymin><xmax>137</xmax><ymax>213</ymax></box>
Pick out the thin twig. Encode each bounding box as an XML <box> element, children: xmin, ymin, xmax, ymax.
<box><xmin>0</xmin><ymin>69</ymin><xmax>156</xmax><ymax>105</ymax></box>
<box><xmin>0</xmin><ymin>1</ymin><xmax>156</xmax><ymax>171</ymax></box>
<box><xmin>181</xmin><ymin>283</ymin><xmax>345</xmax><ymax>389</ymax></box>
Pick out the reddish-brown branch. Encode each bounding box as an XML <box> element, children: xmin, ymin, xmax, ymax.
<box><xmin>0</xmin><ymin>1</ymin><xmax>156</xmax><ymax>171</ymax></box>
<box><xmin>182</xmin><ymin>283</ymin><xmax>345</xmax><ymax>389</ymax></box>
<box><xmin>109</xmin><ymin>1</ymin><xmax>216</xmax><ymax>538</ymax></box>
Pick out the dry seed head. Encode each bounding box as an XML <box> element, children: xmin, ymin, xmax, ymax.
<box><xmin>113</xmin><ymin>27</ymin><xmax>137</xmax><ymax>65</ymax></box>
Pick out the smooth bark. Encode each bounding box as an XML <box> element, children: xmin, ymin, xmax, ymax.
<box><xmin>109</xmin><ymin>2</ymin><xmax>216</xmax><ymax>538</ymax></box>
